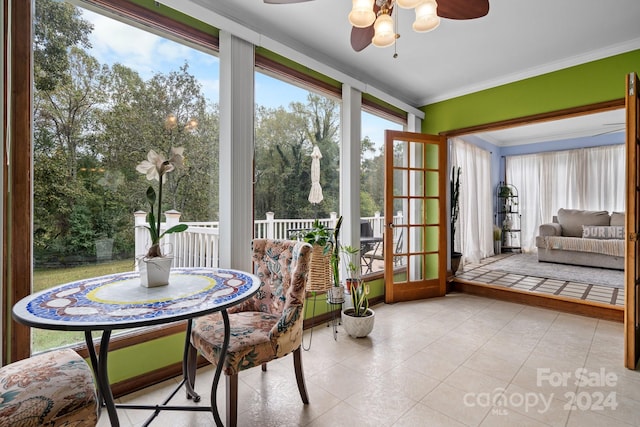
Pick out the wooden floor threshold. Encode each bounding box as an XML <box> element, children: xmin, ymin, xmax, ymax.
<box><xmin>450</xmin><ymin>278</ymin><xmax>624</xmax><ymax>322</ymax></box>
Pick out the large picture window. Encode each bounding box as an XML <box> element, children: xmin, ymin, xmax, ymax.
<box><xmin>253</xmin><ymin>71</ymin><xmax>340</xmax><ymax>222</ymax></box>
<box><xmin>31</xmin><ymin>0</ymin><xmax>219</xmax><ymax>352</ymax></box>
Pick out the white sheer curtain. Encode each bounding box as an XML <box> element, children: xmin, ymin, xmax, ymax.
<box><xmin>451</xmin><ymin>138</ymin><xmax>493</xmax><ymax>263</ymax></box>
<box><xmin>506</xmin><ymin>144</ymin><xmax>625</xmax><ymax>252</ymax></box>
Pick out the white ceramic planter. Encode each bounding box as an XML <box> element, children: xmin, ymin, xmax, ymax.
<box><xmin>139</xmin><ymin>256</ymin><xmax>172</xmax><ymax>287</ymax></box>
<box><xmin>341</xmin><ymin>308</ymin><xmax>375</xmax><ymax>338</ymax></box>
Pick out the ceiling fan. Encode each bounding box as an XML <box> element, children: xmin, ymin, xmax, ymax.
<box><xmin>264</xmin><ymin>0</ymin><xmax>489</xmax><ymax>51</ymax></box>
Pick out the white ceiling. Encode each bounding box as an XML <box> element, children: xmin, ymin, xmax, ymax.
<box><xmin>169</xmin><ymin>0</ymin><xmax>640</xmax><ymax>108</ymax></box>
<box><xmin>474</xmin><ymin>109</ymin><xmax>626</xmax><ymax>146</ymax></box>
<box><xmin>160</xmin><ymin>0</ymin><xmax>639</xmax><ymax>144</ymax></box>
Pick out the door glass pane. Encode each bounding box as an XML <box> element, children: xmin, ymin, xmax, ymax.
<box><xmin>393</xmin><ymin>169</ymin><xmax>407</xmax><ymax>197</ymax></box>
<box><xmin>425</xmin><ymin>143</ymin><xmax>439</xmax><ymax>170</ymax></box>
<box><xmin>424</xmin><ymin>253</ymin><xmax>438</xmax><ymax>279</ymax></box>
<box><xmin>409</xmin><ymin>199</ymin><xmax>424</xmax><ymax>225</ymax></box>
<box><xmin>426</xmin><ymin>199</ymin><xmax>439</xmax><ymax>223</ymax></box>
<box><xmin>425</xmin><ymin>171</ymin><xmax>439</xmax><ymax>197</ymax></box>
<box><xmin>424</xmin><ymin>226</ymin><xmax>439</xmax><ymax>252</ymax></box>
<box><xmin>408</xmin><ymin>255</ymin><xmax>423</xmax><ymax>281</ymax></box>
<box><xmin>393</xmin><ymin>140</ymin><xmax>409</xmax><ymax>167</ymax></box>
<box><xmin>409</xmin><ymin>141</ymin><xmax>424</xmax><ymax>168</ymax></box>
<box><xmin>409</xmin><ymin>170</ymin><xmax>424</xmax><ymax>197</ymax></box>
<box><xmin>33</xmin><ymin>2</ymin><xmax>219</xmax><ymax>352</ymax></box>
<box><xmin>408</xmin><ymin>225</ymin><xmax>425</xmax><ymax>252</ymax></box>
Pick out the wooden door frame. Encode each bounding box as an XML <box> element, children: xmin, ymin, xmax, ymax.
<box><xmin>624</xmin><ymin>72</ymin><xmax>639</xmax><ymax>369</ymax></box>
<box><xmin>384</xmin><ymin>130</ymin><xmax>447</xmax><ymax>303</ymax></box>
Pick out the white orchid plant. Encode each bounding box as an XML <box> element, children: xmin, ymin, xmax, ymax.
<box><xmin>136</xmin><ymin>147</ymin><xmax>188</xmax><ymax>258</ymax></box>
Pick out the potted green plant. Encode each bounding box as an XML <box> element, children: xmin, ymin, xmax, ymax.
<box><xmin>498</xmin><ymin>185</ymin><xmax>512</xmax><ymax>198</ymax></box>
<box><xmin>136</xmin><ymin>147</ymin><xmax>188</xmax><ymax>287</ymax></box>
<box><xmin>341</xmin><ymin>244</ymin><xmax>360</xmax><ymax>292</ymax></box>
<box><xmin>296</xmin><ymin>219</ymin><xmax>332</xmax><ymax>249</ymax></box>
<box><xmin>493</xmin><ymin>225</ymin><xmax>502</xmax><ymax>255</ymax></box>
<box><xmin>450</xmin><ymin>166</ymin><xmax>462</xmax><ymax>274</ymax></box>
<box><xmin>295</xmin><ymin>219</ymin><xmax>334</xmax><ymax>294</ymax></box>
<box><xmin>341</xmin><ymin>277</ymin><xmax>374</xmax><ymax>338</ymax></box>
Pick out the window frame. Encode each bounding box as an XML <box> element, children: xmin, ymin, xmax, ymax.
<box><xmin>8</xmin><ymin>0</ymin><xmax>413</xmax><ymax>363</ymax></box>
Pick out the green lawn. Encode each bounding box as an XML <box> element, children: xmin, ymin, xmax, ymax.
<box><xmin>33</xmin><ymin>259</ymin><xmax>135</xmax><ymax>292</ymax></box>
<box><xmin>32</xmin><ymin>259</ymin><xmax>135</xmax><ymax>352</ymax></box>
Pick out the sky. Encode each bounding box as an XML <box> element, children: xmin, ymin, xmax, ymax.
<box><xmin>79</xmin><ymin>7</ymin><xmax>402</xmax><ymax>154</ymax></box>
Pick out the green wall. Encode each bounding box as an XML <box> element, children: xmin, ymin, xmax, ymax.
<box><xmin>421</xmin><ymin>49</ymin><xmax>640</xmax><ymax>134</ymax></box>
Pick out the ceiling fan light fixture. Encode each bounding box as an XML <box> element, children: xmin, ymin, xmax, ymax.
<box><xmin>415</xmin><ymin>0</ymin><xmax>438</xmax><ymax>18</ymax></box>
<box><xmin>371</xmin><ymin>12</ymin><xmax>396</xmax><ymax>47</ymax></box>
<box><xmin>413</xmin><ymin>0</ymin><xmax>440</xmax><ymax>32</ymax></box>
<box><xmin>413</xmin><ymin>15</ymin><xmax>440</xmax><ymax>32</ymax></box>
<box><xmin>348</xmin><ymin>0</ymin><xmax>376</xmax><ymax>28</ymax></box>
<box><xmin>396</xmin><ymin>0</ymin><xmax>422</xmax><ymax>8</ymax></box>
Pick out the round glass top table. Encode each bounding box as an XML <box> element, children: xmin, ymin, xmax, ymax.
<box><xmin>13</xmin><ymin>267</ymin><xmax>261</xmax><ymax>427</ymax></box>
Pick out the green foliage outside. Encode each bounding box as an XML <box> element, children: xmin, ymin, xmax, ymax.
<box><xmin>33</xmin><ymin>0</ymin><xmax>386</xmax><ymax>269</ymax></box>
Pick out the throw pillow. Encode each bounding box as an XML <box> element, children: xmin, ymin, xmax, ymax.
<box><xmin>582</xmin><ymin>225</ymin><xmax>624</xmax><ymax>240</ymax></box>
<box><xmin>610</xmin><ymin>211</ymin><xmax>625</xmax><ymax>226</ymax></box>
<box><xmin>557</xmin><ymin>209</ymin><xmax>610</xmax><ymax>237</ymax></box>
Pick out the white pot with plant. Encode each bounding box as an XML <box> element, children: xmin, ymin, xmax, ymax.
<box><xmin>341</xmin><ymin>278</ymin><xmax>374</xmax><ymax>338</ymax></box>
<box><xmin>136</xmin><ymin>147</ymin><xmax>188</xmax><ymax>287</ymax></box>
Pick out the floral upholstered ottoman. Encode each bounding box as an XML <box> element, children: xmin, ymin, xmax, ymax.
<box><xmin>0</xmin><ymin>348</ymin><xmax>98</xmax><ymax>427</ymax></box>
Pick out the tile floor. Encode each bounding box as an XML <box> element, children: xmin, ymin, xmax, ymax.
<box><xmin>98</xmin><ymin>293</ymin><xmax>640</xmax><ymax>426</ymax></box>
<box><xmin>456</xmin><ymin>254</ymin><xmax>624</xmax><ymax>307</ymax></box>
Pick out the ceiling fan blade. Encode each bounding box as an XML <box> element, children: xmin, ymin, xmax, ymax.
<box><xmin>437</xmin><ymin>0</ymin><xmax>489</xmax><ymax>20</ymax></box>
<box><xmin>263</xmin><ymin>0</ymin><xmax>314</xmax><ymax>3</ymax></box>
<box><xmin>351</xmin><ymin>26</ymin><xmax>375</xmax><ymax>52</ymax></box>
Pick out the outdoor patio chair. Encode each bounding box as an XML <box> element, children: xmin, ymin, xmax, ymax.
<box><xmin>364</xmin><ymin>229</ymin><xmax>404</xmax><ymax>268</ymax></box>
<box><xmin>188</xmin><ymin>238</ymin><xmax>312</xmax><ymax>427</ymax></box>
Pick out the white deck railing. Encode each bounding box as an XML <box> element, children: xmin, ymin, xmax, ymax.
<box><xmin>134</xmin><ymin>210</ymin><xmax>399</xmax><ymax>269</ymax></box>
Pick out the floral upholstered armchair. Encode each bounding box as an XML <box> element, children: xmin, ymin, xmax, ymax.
<box><xmin>188</xmin><ymin>239</ymin><xmax>312</xmax><ymax>426</ymax></box>
<box><xmin>0</xmin><ymin>348</ymin><xmax>98</xmax><ymax>427</ymax></box>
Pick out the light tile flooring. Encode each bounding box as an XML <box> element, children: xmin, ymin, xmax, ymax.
<box><xmin>98</xmin><ymin>293</ymin><xmax>640</xmax><ymax>426</ymax></box>
<box><xmin>456</xmin><ymin>254</ymin><xmax>625</xmax><ymax>307</ymax></box>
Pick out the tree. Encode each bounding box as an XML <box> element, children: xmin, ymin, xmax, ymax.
<box><xmin>34</xmin><ymin>0</ymin><xmax>93</xmax><ymax>92</ymax></box>
<box><xmin>254</xmin><ymin>94</ymin><xmax>340</xmax><ymax>219</ymax></box>
<box><xmin>360</xmin><ymin>136</ymin><xmax>384</xmax><ymax>214</ymax></box>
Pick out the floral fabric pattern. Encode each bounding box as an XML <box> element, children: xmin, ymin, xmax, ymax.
<box><xmin>191</xmin><ymin>239</ymin><xmax>311</xmax><ymax>375</ymax></box>
<box><xmin>0</xmin><ymin>349</ymin><xmax>98</xmax><ymax>427</ymax></box>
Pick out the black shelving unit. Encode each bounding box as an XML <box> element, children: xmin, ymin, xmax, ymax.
<box><xmin>495</xmin><ymin>182</ymin><xmax>521</xmax><ymax>252</ymax></box>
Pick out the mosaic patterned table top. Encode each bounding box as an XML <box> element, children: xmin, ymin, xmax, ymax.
<box><xmin>13</xmin><ymin>268</ymin><xmax>261</xmax><ymax>331</ymax></box>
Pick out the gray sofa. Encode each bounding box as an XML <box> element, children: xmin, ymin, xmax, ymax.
<box><xmin>535</xmin><ymin>209</ymin><xmax>625</xmax><ymax>270</ymax></box>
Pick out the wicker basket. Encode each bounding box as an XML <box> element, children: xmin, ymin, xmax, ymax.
<box><xmin>307</xmin><ymin>244</ymin><xmax>333</xmax><ymax>292</ymax></box>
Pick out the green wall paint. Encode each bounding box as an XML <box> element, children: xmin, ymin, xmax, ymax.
<box><xmin>128</xmin><ymin>0</ymin><xmax>219</xmax><ymax>36</ymax></box>
<box><xmin>107</xmin><ymin>333</ymin><xmax>185</xmax><ymax>384</ymax></box>
<box><xmin>421</xmin><ymin>49</ymin><xmax>640</xmax><ymax>134</ymax></box>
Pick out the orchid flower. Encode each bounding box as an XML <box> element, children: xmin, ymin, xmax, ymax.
<box><xmin>136</xmin><ymin>147</ymin><xmax>184</xmax><ymax>181</ymax></box>
<box><xmin>136</xmin><ymin>147</ymin><xmax>188</xmax><ymax>257</ymax></box>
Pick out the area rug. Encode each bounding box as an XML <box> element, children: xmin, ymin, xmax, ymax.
<box><xmin>486</xmin><ymin>253</ymin><xmax>624</xmax><ymax>288</ymax></box>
